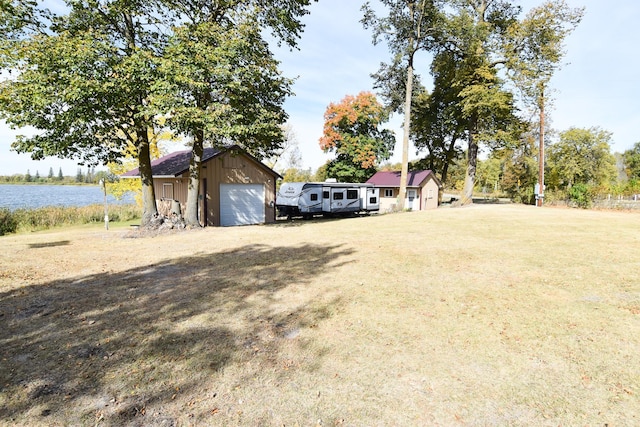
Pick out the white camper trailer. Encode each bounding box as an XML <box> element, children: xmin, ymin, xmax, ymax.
<box><xmin>275</xmin><ymin>182</ymin><xmax>324</xmax><ymax>219</ymax></box>
<box><xmin>277</xmin><ymin>182</ymin><xmax>380</xmax><ymax>218</ymax></box>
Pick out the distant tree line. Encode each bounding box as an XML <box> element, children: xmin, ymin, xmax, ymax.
<box><xmin>0</xmin><ymin>167</ymin><xmax>111</xmax><ymax>185</ymax></box>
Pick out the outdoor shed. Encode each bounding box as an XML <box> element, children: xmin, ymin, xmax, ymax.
<box><xmin>366</xmin><ymin>170</ymin><xmax>442</xmax><ymax>211</ymax></box>
<box><xmin>122</xmin><ymin>145</ymin><xmax>281</xmax><ymax>227</ymax></box>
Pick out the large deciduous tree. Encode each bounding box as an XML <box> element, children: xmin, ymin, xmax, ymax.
<box><xmin>410</xmin><ymin>50</ymin><xmax>466</xmax><ymax>187</ymax></box>
<box><xmin>319</xmin><ymin>92</ymin><xmax>395</xmax><ymax>183</ymax></box>
<box><xmin>156</xmin><ymin>14</ymin><xmax>292</xmax><ymax>226</ymax></box>
<box><xmin>0</xmin><ymin>0</ymin><xmax>165</xmax><ymax>226</ymax></box>
<box><xmin>434</xmin><ymin>0</ymin><xmax>523</xmax><ymax>205</ymax></box>
<box><xmin>362</xmin><ymin>0</ymin><xmax>440</xmax><ymax>208</ymax></box>
<box><xmin>155</xmin><ymin>0</ymin><xmax>312</xmax><ymax>227</ymax></box>
<box><xmin>546</xmin><ymin>127</ymin><xmax>617</xmax><ymax>191</ymax></box>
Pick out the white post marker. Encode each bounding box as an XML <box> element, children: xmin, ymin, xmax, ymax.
<box><xmin>99</xmin><ymin>179</ymin><xmax>109</xmax><ymax>230</ymax></box>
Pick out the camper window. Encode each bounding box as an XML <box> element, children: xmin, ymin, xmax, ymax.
<box><xmin>333</xmin><ymin>192</ymin><xmax>344</xmax><ymax>200</ymax></box>
<box><xmin>370</xmin><ymin>197</ymin><xmax>377</xmax><ymax>204</ymax></box>
<box><xmin>347</xmin><ymin>190</ymin><xmax>358</xmax><ymax>199</ymax></box>
<box><xmin>310</xmin><ymin>193</ymin><xmax>318</xmax><ymax>201</ymax></box>
<box><xmin>323</xmin><ymin>191</ymin><xmax>330</xmax><ymax>199</ymax></box>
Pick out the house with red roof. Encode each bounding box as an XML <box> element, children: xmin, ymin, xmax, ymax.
<box><xmin>366</xmin><ymin>170</ymin><xmax>442</xmax><ymax>211</ymax></box>
<box><xmin>122</xmin><ymin>145</ymin><xmax>281</xmax><ymax>226</ymax></box>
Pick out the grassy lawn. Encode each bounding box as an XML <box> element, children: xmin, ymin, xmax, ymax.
<box><xmin>0</xmin><ymin>204</ymin><xmax>638</xmax><ymax>426</ymax></box>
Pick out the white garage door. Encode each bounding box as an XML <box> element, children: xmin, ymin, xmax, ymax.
<box><xmin>219</xmin><ymin>184</ymin><xmax>265</xmax><ymax>226</ymax></box>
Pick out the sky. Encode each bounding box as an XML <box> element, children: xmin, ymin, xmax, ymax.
<box><xmin>1</xmin><ymin>0</ymin><xmax>639</xmax><ymax>176</ymax></box>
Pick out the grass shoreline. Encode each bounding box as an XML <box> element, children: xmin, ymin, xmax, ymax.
<box><xmin>0</xmin><ymin>203</ymin><xmax>140</xmax><ymax>235</ymax></box>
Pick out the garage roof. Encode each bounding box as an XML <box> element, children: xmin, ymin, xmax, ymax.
<box><xmin>121</xmin><ymin>145</ymin><xmax>281</xmax><ymax>179</ymax></box>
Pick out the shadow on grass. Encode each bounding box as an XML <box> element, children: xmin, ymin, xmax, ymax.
<box><xmin>0</xmin><ymin>243</ymin><xmax>353</xmax><ymax>425</ymax></box>
<box><xmin>28</xmin><ymin>240</ymin><xmax>71</xmax><ymax>249</ymax></box>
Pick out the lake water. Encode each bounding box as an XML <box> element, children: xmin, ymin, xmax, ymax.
<box><xmin>0</xmin><ymin>184</ymin><xmax>136</xmax><ymax>210</ymax></box>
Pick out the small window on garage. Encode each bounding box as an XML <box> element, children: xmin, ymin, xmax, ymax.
<box><xmin>428</xmin><ymin>189</ymin><xmax>434</xmax><ymax>199</ymax></box>
<box><xmin>347</xmin><ymin>190</ymin><xmax>358</xmax><ymax>199</ymax></box>
<box><xmin>333</xmin><ymin>192</ymin><xmax>344</xmax><ymax>200</ymax></box>
<box><xmin>323</xmin><ymin>191</ymin><xmax>330</xmax><ymax>199</ymax></box>
<box><xmin>384</xmin><ymin>189</ymin><xmax>393</xmax><ymax>197</ymax></box>
<box><xmin>310</xmin><ymin>193</ymin><xmax>318</xmax><ymax>201</ymax></box>
<box><xmin>163</xmin><ymin>183</ymin><xmax>174</xmax><ymax>199</ymax></box>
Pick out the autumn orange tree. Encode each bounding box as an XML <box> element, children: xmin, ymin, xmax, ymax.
<box><xmin>319</xmin><ymin>92</ymin><xmax>395</xmax><ymax>182</ymax></box>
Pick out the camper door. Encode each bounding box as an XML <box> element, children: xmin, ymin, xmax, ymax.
<box><xmin>330</xmin><ymin>188</ymin><xmax>347</xmax><ymax>213</ymax></box>
<box><xmin>364</xmin><ymin>187</ymin><xmax>380</xmax><ymax>211</ymax></box>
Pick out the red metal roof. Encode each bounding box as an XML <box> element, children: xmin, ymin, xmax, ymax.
<box><xmin>366</xmin><ymin>170</ymin><xmax>439</xmax><ymax>187</ymax></box>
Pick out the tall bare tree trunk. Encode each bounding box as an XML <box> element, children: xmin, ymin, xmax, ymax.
<box><xmin>185</xmin><ymin>130</ymin><xmax>204</xmax><ymax>227</ymax></box>
<box><xmin>137</xmin><ymin>127</ymin><xmax>158</xmax><ymax>226</ymax></box>
<box><xmin>398</xmin><ymin>52</ymin><xmax>415</xmax><ymax>211</ymax></box>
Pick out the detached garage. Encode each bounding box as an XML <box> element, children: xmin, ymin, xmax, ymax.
<box><xmin>122</xmin><ymin>145</ymin><xmax>281</xmax><ymax>227</ymax></box>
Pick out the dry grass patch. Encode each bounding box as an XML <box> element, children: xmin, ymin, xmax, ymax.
<box><xmin>0</xmin><ymin>204</ymin><xmax>639</xmax><ymax>426</ymax></box>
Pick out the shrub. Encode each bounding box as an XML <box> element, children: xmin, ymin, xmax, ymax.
<box><xmin>569</xmin><ymin>183</ymin><xmax>592</xmax><ymax>208</ymax></box>
<box><xmin>0</xmin><ymin>208</ymin><xmax>18</xmax><ymax>236</ymax></box>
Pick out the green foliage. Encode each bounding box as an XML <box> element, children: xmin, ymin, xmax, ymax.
<box><xmin>325</xmin><ymin>154</ymin><xmax>375</xmax><ymax>183</ymax></box>
<box><xmin>0</xmin><ymin>208</ymin><xmax>17</xmax><ymax>235</ymax></box>
<box><xmin>568</xmin><ymin>183</ymin><xmax>592</xmax><ymax>208</ymax></box>
<box><xmin>156</xmin><ymin>17</ymin><xmax>291</xmax><ymax>160</ymax></box>
<box><xmin>476</xmin><ymin>157</ymin><xmax>502</xmax><ymax>192</ymax></box>
<box><xmin>411</xmin><ymin>73</ymin><xmax>465</xmax><ymax>186</ymax></box>
<box><xmin>547</xmin><ymin>127</ymin><xmax>617</xmax><ymax>190</ymax></box>
<box><xmin>1</xmin><ymin>29</ymin><xmax>136</xmax><ymax>165</ymax></box>
<box><xmin>623</xmin><ymin>142</ymin><xmax>640</xmax><ymax>180</ymax></box>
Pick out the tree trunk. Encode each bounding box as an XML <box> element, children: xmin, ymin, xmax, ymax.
<box><xmin>398</xmin><ymin>56</ymin><xmax>414</xmax><ymax>211</ymax></box>
<box><xmin>185</xmin><ymin>129</ymin><xmax>204</xmax><ymax>227</ymax></box>
<box><xmin>137</xmin><ymin>127</ymin><xmax>158</xmax><ymax>226</ymax></box>
<box><xmin>537</xmin><ymin>88</ymin><xmax>545</xmax><ymax>207</ymax></box>
<box><xmin>441</xmin><ymin>134</ymin><xmax>459</xmax><ymax>186</ymax></box>
<box><xmin>460</xmin><ymin>122</ymin><xmax>478</xmax><ymax>205</ymax></box>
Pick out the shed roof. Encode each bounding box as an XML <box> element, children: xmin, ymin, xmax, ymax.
<box><xmin>366</xmin><ymin>170</ymin><xmax>441</xmax><ymax>188</ymax></box>
<box><xmin>121</xmin><ymin>145</ymin><xmax>281</xmax><ymax>179</ymax></box>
